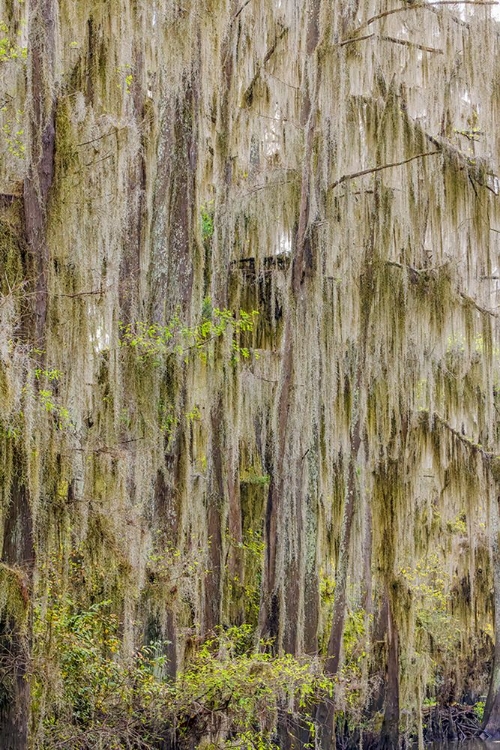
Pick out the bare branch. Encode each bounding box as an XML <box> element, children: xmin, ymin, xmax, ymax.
<box><xmin>240</xmin><ymin>178</ymin><xmax>296</xmax><ymax>199</ymax></box>
<box><xmin>338</xmin><ymin>33</ymin><xmax>374</xmax><ymax>47</ymax></box>
<box><xmin>329</xmin><ymin>151</ymin><xmax>440</xmax><ymax>190</ymax></box>
<box><xmin>380</xmin><ymin>35</ymin><xmax>443</xmax><ymax>53</ymax></box>
<box><xmin>232</xmin><ymin>0</ymin><xmax>252</xmax><ymax>22</ymax></box>
<box><xmin>338</xmin><ymin>33</ymin><xmax>443</xmax><ymax>52</ymax></box>
<box><xmin>432</xmin><ymin>412</ymin><xmax>495</xmax><ymax>461</ymax></box>
<box><xmin>386</xmin><ymin>261</ymin><xmax>498</xmax><ymax>318</ymax></box>
<box><xmin>53</xmin><ymin>289</ymin><xmax>109</xmax><ymax>299</ymax></box>
<box><xmin>83</xmin><ymin>153</ymin><xmax>113</xmax><ymax>169</ymax></box>
<box><xmin>349</xmin><ymin>1</ymin><xmax>497</xmax><ymax>37</ymax></box>
<box><xmin>76</xmin><ymin>128</ymin><xmax>126</xmax><ymax>147</ymax></box>
<box><xmin>241</xmin><ymin>26</ymin><xmax>289</xmax><ymax>106</ymax></box>
<box><xmin>265</xmin><ymin>70</ymin><xmax>300</xmax><ymax>90</ymax></box>
<box><xmin>459</xmin><ymin>290</ymin><xmax>498</xmax><ymax>318</ymax></box>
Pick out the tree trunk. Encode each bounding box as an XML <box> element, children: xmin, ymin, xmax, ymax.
<box><xmin>24</xmin><ymin>0</ymin><xmax>56</xmax><ymax>347</ymax></box>
<box><xmin>483</xmin><ymin>489</ymin><xmax>500</xmax><ymax>737</ymax></box>
<box><xmin>0</xmin><ymin>461</ymin><xmax>33</xmax><ymax>748</ymax></box>
<box><xmin>380</xmin><ymin>590</ymin><xmax>400</xmax><ymax>750</ymax></box>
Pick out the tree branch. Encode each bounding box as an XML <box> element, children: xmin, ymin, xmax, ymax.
<box><xmin>349</xmin><ymin>1</ymin><xmax>497</xmax><ymax>36</ymax></box>
<box><xmin>459</xmin><ymin>290</ymin><xmax>498</xmax><ymax>318</ymax></box>
<box><xmin>386</xmin><ymin>261</ymin><xmax>499</xmax><ymax>318</ymax></box>
<box><xmin>329</xmin><ymin>151</ymin><xmax>440</xmax><ymax>190</ymax></box>
<box><xmin>338</xmin><ymin>32</ymin><xmax>443</xmax><ymax>53</ymax></box>
<box><xmin>338</xmin><ymin>33</ymin><xmax>374</xmax><ymax>47</ymax></box>
<box><xmin>431</xmin><ymin>412</ymin><xmax>495</xmax><ymax>461</ymax></box>
<box><xmin>380</xmin><ymin>35</ymin><xmax>443</xmax><ymax>53</ymax></box>
<box><xmin>232</xmin><ymin>0</ymin><xmax>252</xmax><ymax>23</ymax></box>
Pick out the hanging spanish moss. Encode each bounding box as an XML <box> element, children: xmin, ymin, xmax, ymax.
<box><xmin>1</xmin><ymin>0</ymin><xmax>500</xmax><ymax>748</ymax></box>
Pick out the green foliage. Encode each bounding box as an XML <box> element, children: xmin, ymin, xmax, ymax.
<box><xmin>399</xmin><ymin>555</ymin><xmax>460</xmax><ymax>652</ymax></box>
<box><xmin>146</xmin><ymin>541</ymin><xmax>207</xmax><ymax>601</ymax></box>
<box><xmin>1</xmin><ymin>113</ymin><xmax>25</xmax><ymax>158</ymax></box>
<box><xmin>0</xmin><ymin>21</ymin><xmax>27</xmax><ymax>62</ymax></box>
<box><xmin>343</xmin><ymin>609</ymin><xmax>367</xmax><ymax>666</ymax></box>
<box><xmin>200</xmin><ymin>201</ymin><xmax>215</xmax><ymax>242</ymax></box>
<box><xmin>32</xmin><ymin>595</ymin><xmax>331</xmax><ymax>750</ymax></box>
<box><xmin>337</xmin><ymin>609</ymin><xmax>370</xmax><ymax>714</ymax></box>
<box><xmin>32</xmin><ymin>592</ymin><xmax>170</xmax><ymax>748</ymax></box>
<box><xmin>227</xmin><ymin>530</ymin><xmax>265</xmax><ymax>623</ymax></box>
<box><xmin>116</xmin><ymin>65</ymin><xmax>133</xmax><ymax>94</ymax></box>
<box><xmin>30</xmin><ymin>367</ymin><xmax>74</xmax><ymax>430</ymax></box>
<box><xmin>319</xmin><ymin>568</ymin><xmax>335</xmax><ymax>606</ymax></box>
<box><xmin>174</xmin><ymin>625</ymin><xmax>332</xmax><ymax>748</ymax></box>
<box><xmin>119</xmin><ymin>303</ymin><xmax>258</xmax><ymax>365</ymax></box>
<box><xmin>473</xmin><ymin>700</ymin><xmax>485</xmax><ymax>721</ymax></box>
<box><xmin>240</xmin><ymin>469</ymin><xmax>270</xmax><ymax>486</ymax></box>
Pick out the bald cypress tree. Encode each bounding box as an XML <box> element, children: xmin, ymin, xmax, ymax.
<box><xmin>2</xmin><ymin>0</ymin><xmax>500</xmax><ymax>747</ymax></box>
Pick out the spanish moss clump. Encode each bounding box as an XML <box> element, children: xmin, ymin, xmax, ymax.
<box><xmin>1</xmin><ymin>0</ymin><xmax>500</xmax><ymax>748</ymax></box>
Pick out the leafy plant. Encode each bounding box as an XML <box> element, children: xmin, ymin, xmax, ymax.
<box><xmin>32</xmin><ymin>367</ymin><xmax>73</xmax><ymax>430</ymax></box>
<box><xmin>399</xmin><ymin>555</ymin><xmax>459</xmax><ymax>652</ymax></box>
<box><xmin>0</xmin><ymin>21</ymin><xmax>27</xmax><ymax>62</ymax></box>
<box><xmin>474</xmin><ymin>700</ymin><xmax>485</xmax><ymax>721</ymax></box>
<box><xmin>32</xmin><ymin>593</ymin><xmax>170</xmax><ymax>748</ymax></box>
<box><xmin>240</xmin><ymin>468</ymin><xmax>270</xmax><ymax>485</ymax></box>
<box><xmin>173</xmin><ymin>625</ymin><xmax>332</xmax><ymax>748</ymax></box>
<box><xmin>200</xmin><ymin>202</ymin><xmax>215</xmax><ymax>242</ymax></box>
<box><xmin>32</xmin><ymin>594</ymin><xmax>332</xmax><ymax>750</ymax></box>
<box><xmin>119</xmin><ymin>303</ymin><xmax>258</xmax><ymax>365</ymax></box>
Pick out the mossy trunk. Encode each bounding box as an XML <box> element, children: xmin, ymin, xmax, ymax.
<box><xmin>483</xmin><ymin>489</ymin><xmax>500</xmax><ymax>737</ymax></box>
<box><xmin>0</xmin><ymin>459</ymin><xmax>33</xmax><ymax>746</ymax></box>
<box><xmin>380</xmin><ymin>592</ymin><xmax>400</xmax><ymax>750</ymax></box>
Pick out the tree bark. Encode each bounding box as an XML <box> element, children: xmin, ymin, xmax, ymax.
<box><xmin>0</xmin><ymin>459</ymin><xmax>34</xmax><ymax>748</ymax></box>
<box><xmin>483</xmin><ymin>489</ymin><xmax>500</xmax><ymax>737</ymax></box>
<box><xmin>380</xmin><ymin>590</ymin><xmax>400</xmax><ymax>750</ymax></box>
<box><xmin>23</xmin><ymin>0</ymin><xmax>56</xmax><ymax>347</ymax></box>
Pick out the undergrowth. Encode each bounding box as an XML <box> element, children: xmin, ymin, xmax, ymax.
<box><xmin>31</xmin><ymin>599</ymin><xmax>332</xmax><ymax>750</ymax></box>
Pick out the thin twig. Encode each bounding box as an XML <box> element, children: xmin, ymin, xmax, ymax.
<box><xmin>53</xmin><ymin>289</ymin><xmax>109</xmax><ymax>299</ymax></box>
<box><xmin>83</xmin><ymin>153</ymin><xmax>113</xmax><ymax>169</ymax></box>
<box><xmin>240</xmin><ymin>178</ymin><xmax>296</xmax><ymax>198</ymax></box>
<box><xmin>338</xmin><ymin>33</ymin><xmax>374</xmax><ymax>47</ymax></box>
<box><xmin>265</xmin><ymin>70</ymin><xmax>301</xmax><ymax>90</ymax></box>
<box><xmin>380</xmin><ymin>34</ymin><xmax>443</xmax><ymax>53</ymax></box>
<box><xmin>329</xmin><ymin>151</ymin><xmax>440</xmax><ymax>190</ymax></box>
<box><xmin>76</xmin><ymin>128</ymin><xmax>126</xmax><ymax>147</ymax></box>
<box><xmin>232</xmin><ymin>0</ymin><xmax>252</xmax><ymax>22</ymax></box>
